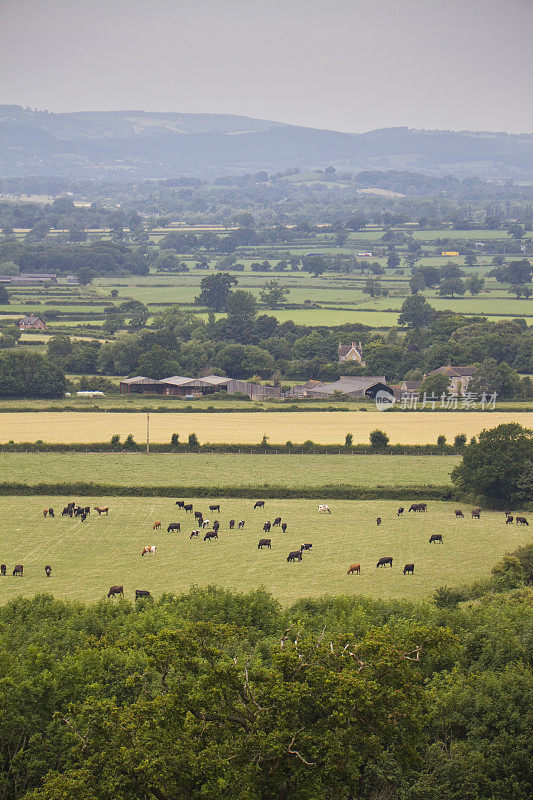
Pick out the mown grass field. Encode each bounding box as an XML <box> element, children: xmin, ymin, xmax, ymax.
<box><xmin>0</xmin><ymin>410</ymin><xmax>529</xmax><ymax>444</ymax></box>
<box><xmin>0</xmin><ymin>453</ymin><xmax>458</xmax><ymax>488</ymax></box>
<box><xmin>0</xmin><ymin>496</ymin><xmax>528</xmax><ymax>604</ymax></box>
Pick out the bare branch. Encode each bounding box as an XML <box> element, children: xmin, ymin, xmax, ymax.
<box><xmin>287</xmin><ymin>730</ymin><xmax>315</xmax><ymax>766</ymax></box>
<box><xmin>315</xmin><ymin>625</ymin><xmax>327</xmax><ymax>648</ymax></box>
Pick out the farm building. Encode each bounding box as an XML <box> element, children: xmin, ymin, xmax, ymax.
<box><xmin>338</xmin><ymin>341</ymin><xmax>365</xmax><ymax>364</ymax></box>
<box><xmin>0</xmin><ymin>273</ymin><xmax>57</xmax><ymax>285</ymax></box>
<box><xmin>17</xmin><ymin>314</ymin><xmax>46</xmax><ymax>330</ymax></box>
<box><xmin>425</xmin><ymin>365</ymin><xmax>476</xmax><ymax>395</ymax></box>
<box><xmin>290</xmin><ymin>376</ymin><xmax>393</xmax><ymax>399</ymax></box>
<box><xmin>119</xmin><ymin>374</ymin><xmax>281</xmax><ymax>399</ymax></box>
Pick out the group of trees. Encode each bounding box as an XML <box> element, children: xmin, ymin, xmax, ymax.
<box><xmin>0</xmin><ymin>543</ymin><xmax>530</xmax><ymax>800</ymax></box>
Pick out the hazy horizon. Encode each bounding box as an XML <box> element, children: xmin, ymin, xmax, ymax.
<box><xmin>1</xmin><ymin>0</ymin><xmax>532</xmax><ymax>135</ymax></box>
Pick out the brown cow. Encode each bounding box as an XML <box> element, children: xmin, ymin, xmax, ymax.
<box><xmin>12</xmin><ymin>565</ymin><xmax>23</xmax><ymax>576</ymax></box>
<box><xmin>455</xmin><ymin>510</ymin><xmax>464</xmax><ymax>518</ymax></box>
<box><xmin>153</xmin><ymin>522</ymin><xmax>161</xmax><ymax>530</ymax></box>
<box><xmin>347</xmin><ymin>563</ymin><xmax>360</xmax><ymax>575</ymax></box>
<box><xmin>94</xmin><ymin>506</ymin><xmax>109</xmax><ymax>515</ymax></box>
<box><xmin>107</xmin><ymin>585</ymin><xmax>123</xmax><ymax>598</ymax></box>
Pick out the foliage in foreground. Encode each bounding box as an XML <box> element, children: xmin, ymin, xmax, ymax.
<box><xmin>0</xmin><ymin>553</ymin><xmax>530</xmax><ymax>800</ymax></box>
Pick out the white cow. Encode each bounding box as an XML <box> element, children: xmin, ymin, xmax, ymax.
<box><xmin>318</xmin><ymin>504</ymin><xmax>331</xmax><ymax>514</ymax></box>
<box><xmin>141</xmin><ymin>545</ymin><xmax>157</xmax><ymax>556</ymax></box>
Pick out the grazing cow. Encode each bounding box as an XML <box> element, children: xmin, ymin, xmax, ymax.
<box><xmin>409</xmin><ymin>503</ymin><xmax>427</xmax><ymax>512</ymax></box>
<box><xmin>471</xmin><ymin>510</ymin><xmax>481</xmax><ymax>519</ymax></box>
<box><xmin>376</xmin><ymin>557</ymin><xmax>393</xmax><ymax>568</ymax></box>
<box><xmin>80</xmin><ymin>513</ymin><xmax>87</xmax><ymax>523</ymax></box>
<box><xmin>403</xmin><ymin>563</ymin><xmax>415</xmax><ymax>575</ymax></box>
<box><xmin>254</xmin><ymin>501</ymin><xmax>265</xmax><ymax>509</ymax></box>
<box><xmin>49</xmin><ymin>508</ymin><xmax>55</xmax><ymax>517</ymax></box>
<box><xmin>263</xmin><ymin>522</ymin><xmax>271</xmax><ymax>533</ymax></box>
<box><xmin>194</xmin><ymin>511</ymin><xmax>203</xmax><ymax>521</ymax></box>
<box><xmin>238</xmin><ymin>520</ymin><xmax>245</xmax><ymax>529</ymax></box>
<box><xmin>12</xmin><ymin>565</ymin><xmax>23</xmax><ymax>576</ymax></box>
<box><xmin>74</xmin><ymin>506</ymin><xmax>84</xmax><ymax>517</ymax></box>
<box><xmin>229</xmin><ymin>519</ymin><xmax>235</xmax><ymax>529</ymax></box>
<box><xmin>505</xmin><ymin>515</ymin><xmax>514</xmax><ymax>524</ymax></box>
<box><xmin>94</xmin><ymin>506</ymin><xmax>109</xmax><ymax>516</ymax></box>
<box><xmin>43</xmin><ymin>509</ymin><xmax>48</xmax><ymax>517</ymax></box>
<box><xmin>45</xmin><ymin>565</ymin><xmax>52</xmax><ymax>577</ymax></box>
<box><xmin>516</xmin><ymin>516</ymin><xmax>529</xmax><ymax>526</ymax></box>
<box><xmin>204</xmin><ymin>530</ymin><xmax>218</xmax><ymax>541</ymax></box>
<box><xmin>287</xmin><ymin>550</ymin><xmax>302</xmax><ymax>562</ymax></box>
<box><xmin>281</xmin><ymin>522</ymin><xmax>287</xmax><ymax>533</ymax></box>
<box><xmin>376</xmin><ymin>517</ymin><xmax>382</xmax><ymax>526</ymax></box>
<box><xmin>176</xmin><ymin>501</ymin><xmax>185</xmax><ymax>508</ymax></box>
<box><xmin>0</xmin><ymin>564</ymin><xmax>5</xmax><ymax>576</ymax></box>
<box><xmin>273</xmin><ymin>517</ymin><xmax>282</xmax><ymax>526</ymax></box>
<box><xmin>107</xmin><ymin>585</ymin><xmax>123</xmax><ymax>598</ymax></box>
<box><xmin>190</xmin><ymin>529</ymin><xmax>200</xmax><ymax>538</ymax></box>
<box><xmin>67</xmin><ymin>502</ymin><xmax>76</xmax><ymax>510</ymax></box>
<box><xmin>318</xmin><ymin>504</ymin><xmax>331</xmax><ymax>514</ymax></box>
<box><xmin>184</xmin><ymin>504</ymin><xmax>193</xmax><ymax>513</ymax></box>
<box><xmin>84</xmin><ymin>506</ymin><xmax>90</xmax><ymax>515</ymax></box>
<box><xmin>347</xmin><ymin>563</ymin><xmax>360</xmax><ymax>575</ymax></box>
<box><xmin>455</xmin><ymin>510</ymin><xmax>464</xmax><ymax>518</ymax></box>
<box><xmin>258</xmin><ymin>538</ymin><xmax>271</xmax><ymax>549</ymax></box>
<box><xmin>153</xmin><ymin>522</ymin><xmax>161</xmax><ymax>530</ymax></box>
<box><xmin>62</xmin><ymin>507</ymin><xmax>73</xmax><ymax>517</ymax></box>
<box><xmin>141</xmin><ymin>545</ymin><xmax>157</xmax><ymax>556</ymax></box>
<box><xmin>135</xmin><ymin>589</ymin><xmax>151</xmax><ymax>599</ymax></box>
<box><xmin>213</xmin><ymin>521</ymin><xmax>220</xmax><ymax>532</ymax></box>
<box><xmin>202</xmin><ymin>520</ymin><xmax>210</xmax><ymax>529</ymax></box>
<box><xmin>167</xmin><ymin>523</ymin><xmax>180</xmax><ymax>533</ymax></box>
<box><xmin>429</xmin><ymin>534</ymin><xmax>443</xmax><ymax>543</ymax></box>
<box><xmin>300</xmin><ymin>543</ymin><xmax>312</xmax><ymax>551</ymax></box>
<box><xmin>397</xmin><ymin>507</ymin><xmax>404</xmax><ymax>516</ymax></box>
<box><xmin>209</xmin><ymin>504</ymin><xmax>221</xmax><ymax>513</ymax></box>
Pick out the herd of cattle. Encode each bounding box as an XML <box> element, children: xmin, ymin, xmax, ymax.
<box><xmin>0</xmin><ymin>500</ymin><xmax>528</xmax><ymax>600</ymax></box>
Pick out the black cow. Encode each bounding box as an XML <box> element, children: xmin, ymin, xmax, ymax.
<box><xmin>176</xmin><ymin>500</ymin><xmax>185</xmax><ymax>508</ymax></box>
<box><xmin>84</xmin><ymin>506</ymin><xmax>90</xmax><ymax>515</ymax></box>
<box><xmin>258</xmin><ymin>538</ymin><xmax>271</xmax><ymax>549</ymax></box>
<box><xmin>0</xmin><ymin>564</ymin><xmax>6</xmax><ymax>576</ymax></box>
<box><xmin>300</xmin><ymin>543</ymin><xmax>312</xmax><ymax>551</ymax></box>
<box><xmin>263</xmin><ymin>522</ymin><xmax>271</xmax><ymax>533</ymax></box>
<box><xmin>229</xmin><ymin>519</ymin><xmax>235</xmax><ymax>529</ymax></box>
<box><xmin>135</xmin><ymin>589</ymin><xmax>151</xmax><ymax>599</ymax></box>
<box><xmin>194</xmin><ymin>511</ymin><xmax>203</xmax><ymax>521</ymax></box>
<box><xmin>107</xmin><ymin>585</ymin><xmax>123</xmax><ymax>598</ymax></box>
<box><xmin>429</xmin><ymin>534</ymin><xmax>443</xmax><ymax>543</ymax></box>
<box><xmin>287</xmin><ymin>550</ymin><xmax>302</xmax><ymax>562</ymax></box>
<box><xmin>213</xmin><ymin>521</ymin><xmax>220</xmax><ymax>532</ymax></box>
<box><xmin>204</xmin><ymin>531</ymin><xmax>218</xmax><ymax>541</ymax></box>
<box><xmin>45</xmin><ymin>565</ymin><xmax>52</xmax><ymax>577</ymax></box>
<box><xmin>209</xmin><ymin>504</ymin><xmax>220</xmax><ymax>513</ymax></box>
<box><xmin>281</xmin><ymin>522</ymin><xmax>287</xmax><ymax>533</ymax></box>
<box><xmin>48</xmin><ymin>508</ymin><xmax>55</xmax><ymax>518</ymax></box>
<box><xmin>506</xmin><ymin>515</ymin><xmax>514</xmax><ymax>524</ymax></box>
<box><xmin>167</xmin><ymin>523</ymin><xmax>181</xmax><ymax>533</ymax></box>
<box><xmin>62</xmin><ymin>507</ymin><xmax>73</xmax><ymax>517</ymax></box>
<box><xmin>376</xmin><ymin>557</ymin><xmax>393</xmax><ymax>568</ymax></box>
<box><xmin>80</xmin><ymin>512</ymin><xmax>87</xmax><ymax>523</ymax></box>
<box><xmin>184</xmin><ymin>504</ymin><xmax>193</xmax><ymax>513</ymax></box>
<box><xmin>238</xmin><ymin>520</ymin><xmax>245</xmax><ymax>529</ymax></box>
<box><xmin>254</xmin><ymin>501</ymin><xmax>265</xmax><ymax>509</ymax></box>
<box><xmin>376</xmin><ymin>517</ymin><xmax>382</xmax><ymax>526</ymax></box>
<box><xmin>471</xmin><ymin>509</ymin><xmax>481</xmax><ymax>519</ymax></box>
<box><xmin>403</xmin><ymin>563</ymin><xmax>415</xmax><ymax>575</ymax></box>
<box><xmin>409</xmin><ymin>503</ymin><xmax>427</xmax><ymax>512</ymax></box>
<box><xmin>516</xmin><ymin>516</ymin><xmax>529</xmax><ymax>526</ymax></box>
<box><xmin>12</xmin><ymin>564</ymin><xmax>23</xmax><ymax>576</ymax></box>
<box><xmin>397</xmin><ymin>507</ymin><xmax>404</xmax><ymax>516</ymax></box>
<box><xmin>455</xmin><ymin>510</ymin><xmax>464</xmax><ymax>518</ymax></box>
<box><xmin>273</xmin><ymin>517</ymin><xmax>282</xmax><ymax>526</ymax></box>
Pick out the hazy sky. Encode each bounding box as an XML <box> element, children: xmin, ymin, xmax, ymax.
<box><xmin>1</xmin><ymin>0</ymin><xmax>532</xmax><ymax>133</ymax></box>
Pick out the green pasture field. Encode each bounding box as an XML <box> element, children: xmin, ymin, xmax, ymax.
<box><xmin>0</xmin><ymin>453</ymin><xmax>459</xmax><ymax>488</ymax></box>
<box><xmin>0</xmin><ymin>410</ymin><xmax>529</xmax><ymax>444</ymax></box>
<box><xmin>0</xmin><ymin>496</ymin><xmax>529</xmax><ymax>604</ymax></box>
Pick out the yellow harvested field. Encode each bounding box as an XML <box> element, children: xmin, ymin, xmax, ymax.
<box><xmin>0</xmin><ymin>411</ymin><xmax>530</xmax><ymax>444</ymax></box>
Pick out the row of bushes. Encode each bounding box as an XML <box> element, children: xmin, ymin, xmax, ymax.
<box><xmin>0</xmin><ymin>482</ymin><xmax>458</xmax><ymax>500</ymax></box>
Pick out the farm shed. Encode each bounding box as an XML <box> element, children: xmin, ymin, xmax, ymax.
<box><xmin>119</xmin><ymin>376</ymin><xmax>166</xmax><ymax>394</ymax></box>
<box><xmin>290</xmin><ymin>376</ymin><xmax>392</xmax><ymax>399</ymax></box>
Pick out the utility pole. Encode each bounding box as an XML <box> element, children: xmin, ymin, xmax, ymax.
<box><xmin>146</xmin><ymin>412</ymin><xmax>150</xmax><ymax>454</ymax></box>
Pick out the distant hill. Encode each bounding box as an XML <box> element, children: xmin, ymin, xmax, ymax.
<box><xmin>1</xmin><ymin>105</ymin><xmax>532</xmax><ymax>180</ymax></box>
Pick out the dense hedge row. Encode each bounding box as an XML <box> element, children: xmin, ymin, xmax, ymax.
<box><xmin>0</xmin><ymin>441</ymin><xmax>464</xmax><ymax>454</ymax></box>
<box><xmin>0</xmin><ymin>481</ymin><xmax>458</xmax><ymax>500</ymax></box>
